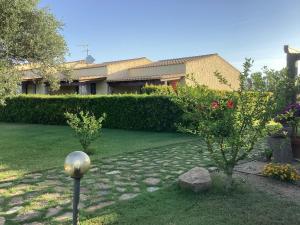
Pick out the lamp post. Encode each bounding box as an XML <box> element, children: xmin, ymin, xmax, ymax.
<box><xmin>64</xmin><ymin>151</ymin><xmax>91</xmax><ymax>225</ymax></box>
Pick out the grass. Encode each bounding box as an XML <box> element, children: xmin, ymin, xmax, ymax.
<box><xmin>79</xmin><ymin>176</ymin><xmax>300</xmax><ymax>225</ymax></box>
<box><xmin>1</xmin><ymin>123</ymin><xmax>300</xmax><ymax>225</ymax></box>
<box><xmin>0</xmin><ymin>122</ymin><xmax>196</xmax><ymax>180</ymax></box>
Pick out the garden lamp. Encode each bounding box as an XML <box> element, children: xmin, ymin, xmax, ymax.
<box><xmin>64</xmin><ymin>151</ymin><xmax>91</xmax><ymax>225</ymax></box>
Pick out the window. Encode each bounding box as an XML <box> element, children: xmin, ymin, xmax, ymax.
<box><xmin>90</xmin><ymin>83</ymin><xmax>96</xmax><ymax>95</ymax></box>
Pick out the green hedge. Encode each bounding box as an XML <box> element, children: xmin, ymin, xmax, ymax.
<box><xmin>0</xmin><ymin>95</ymin><xmax>182</xmax><ymax>131</ymax></box>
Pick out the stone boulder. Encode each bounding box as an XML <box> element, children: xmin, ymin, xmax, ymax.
<box><xmin>178</xmin><ymin>167</ymin><xmax>212</xmax><ymax>192</ymax></box>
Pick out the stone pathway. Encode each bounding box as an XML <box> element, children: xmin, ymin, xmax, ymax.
<box><xmin>0</xmin><ymin>141</ymin><xmax>211</xmax><ymax>224</ymax></box>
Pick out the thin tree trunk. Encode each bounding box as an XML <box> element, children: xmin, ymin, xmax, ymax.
<box><xmin>225</xmin><ymin>167</ymin><xmax>234</xmax><ymax>190</ymax></box>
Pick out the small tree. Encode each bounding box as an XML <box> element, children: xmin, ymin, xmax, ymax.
<box><xmin>174</xmin><ymin>59</ymin><xmax>275</xmax><ymax>189</ymax></box>
<box><xmin>65</xmin><ymin>111</ymin><xmax>106</xmax><ymax>155</ymax></box>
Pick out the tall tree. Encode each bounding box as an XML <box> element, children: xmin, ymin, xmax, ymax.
<box><xmin>0</xmin><ymin>0</ymin><xmax>68</xmax><ymax>104</ymax></box>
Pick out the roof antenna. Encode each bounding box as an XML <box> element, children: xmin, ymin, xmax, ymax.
<box><xmin>78</xmin><ymin>44</ymin><xmax>95</xmax><ymax>64</ymax></box>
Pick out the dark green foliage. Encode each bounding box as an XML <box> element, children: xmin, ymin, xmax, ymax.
<box><xmin>141</xmin><ymin>84</ymin><xmax>175</xmax><ymax>95</ymax></box>
<box><xmin>0</xmin><ymin>95</ymin><xmax>182</xmax><ymax>131</ymax></box>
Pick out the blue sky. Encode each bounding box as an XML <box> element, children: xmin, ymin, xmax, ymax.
<box><xmin>39</xmin><ymin>0</ymin><xmax>300</xmax><ymax>71</ymax></box>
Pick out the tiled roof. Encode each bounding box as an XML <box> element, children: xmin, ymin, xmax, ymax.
<box><xmin>131</xmin><ymin>54</ymin><xmax>217</xmax><ymax>69</ymax></box>
<box><xmin>72</xmin><ymin>57</ymin><xmax>149</xmax><ymax>70</ymax></box>
<box><xmin>107</xmin><ymin>73</ymin><xmax>185</xmax><ymax>82</ymax></box>
<box><xmin>79</xmin><ymin>75</ymin><xmax>107</xmax><ymax>82</ymax></box>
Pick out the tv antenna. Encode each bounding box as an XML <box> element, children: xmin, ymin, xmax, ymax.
<box><xmin>78</xmin><ymin>44</ymin><xmax>95</xmax><ymax>64</ymax></box>
<box><xmin>78</xmin><ymin>44</ymin><xmax>90</xmax><ymax>57</ymax></box>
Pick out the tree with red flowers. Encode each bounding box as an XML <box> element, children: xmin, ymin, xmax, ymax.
<box><xmin>174</xmin><ymin>59</ymin><xmax>275</xmax><ymax>189</ymax></box>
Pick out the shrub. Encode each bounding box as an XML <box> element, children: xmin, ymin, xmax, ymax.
<box><xmin>65</xmin><ymin>111</ymin><xmax>106</xmax><ymax>155</ymax></box>
<box><xmin>0</xmin><ymin>95</ymin><xmax>182</xmax><ymax>131</ymax></box>
<box><xmin>174</xmin><ymin>59</ymin><xmax>275</xmax><ymax>189</ymax></box>
<box><xmin>141</xmin><ymin>84</ymin><xmax>174</xmax><ymax>95</ymax></box>
<box><xmin>265</xmin><ymin>120</ymin><xmax>284</xmax><ymax>136</ymax></box>
<box><xmin>263</xmin><ymin>163</ymin><xmax>300</xmax><ymax>182</ymax></box>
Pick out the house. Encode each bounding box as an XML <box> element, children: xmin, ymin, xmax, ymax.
<box><xmin>19</xmin><ymin>54</ymin><xmax>240</xmax><ymax>95</ymax></box>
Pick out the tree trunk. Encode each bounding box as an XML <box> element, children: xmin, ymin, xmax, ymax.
<box><xmin>224</xmin><ymin>168</ymin><xmax>234</xmax><ymax>190</ymax></box>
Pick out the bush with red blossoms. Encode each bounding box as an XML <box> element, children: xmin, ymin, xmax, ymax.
<box><xmin>174</xmin><ymin>59</ymin><xmax>275</xmax><ymax>189</ymax></box>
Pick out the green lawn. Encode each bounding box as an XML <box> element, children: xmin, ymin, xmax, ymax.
<box><xmin>80</xmin><ymin>178</ymin><xmax>300</xmax><ymax>225</ymax></box>
<box><xmin>0</xmin><ymin>123</ymin><xmax>196</xmax><ymax>180</ymax></box>
<box><xmin>1</xmin><ymin>123</ymin><xmax>300</xmax><ymax>225</ymax></box>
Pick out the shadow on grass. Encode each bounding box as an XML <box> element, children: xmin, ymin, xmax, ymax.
<box><xmin>79</xmin><ymin>174</ymin><xmax>300</xmax><ymax>225</ymax></box>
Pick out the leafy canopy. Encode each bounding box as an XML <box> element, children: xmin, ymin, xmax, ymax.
<box><xmin>0</xmin><ymin>0</ymin><xmax>68</xmax><ymax>103</ymax></box>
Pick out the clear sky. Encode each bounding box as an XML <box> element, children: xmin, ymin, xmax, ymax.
<box><xmin>39</xmin><ymin>0</ymin><xmax>300</xmax><ymax>71</ymax></box>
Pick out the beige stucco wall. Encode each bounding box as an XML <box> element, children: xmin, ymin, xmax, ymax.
<box><xmin>96</xmin><ymin>81</ymin><xmax>108</xmax><ymax>94</ymax></box>
<box><xmin>72</xmin><ymin>67</ymin><xmax>107</xmax><ymax>80</ymax></box>
<box><xmin>129</xmin><ymin>64</ymin><xmax>186</xmax><ymax>77</ymax></box>
<box><xmin>27</xmin><ymin>83</ymin><xmax>36</xmax><ymax>94</ymax></box>
<box><xmin>185</xmin><ymin>55</ymin><xmax>240</xmax><ymax>90</ymax></box>
<box><xmin>36</xmin><ymin>83</ymin><xmax>48</xmax><ymax>94</ymax></box>
<box><xmin>107</xmin><ymin>58</ymin><xmax>152</xmax><ymax>75</ymax></box>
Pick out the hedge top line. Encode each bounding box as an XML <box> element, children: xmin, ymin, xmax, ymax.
<box><xmin>11</xmin><ymin>94</ymin><xmax>172</xmax><ymax>99</ymax></box>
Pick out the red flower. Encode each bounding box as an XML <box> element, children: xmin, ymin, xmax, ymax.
<box><xmin>227</xmin><ymin>100</ymin><xmax>234</xmax><ymax>109</ymax></box>
<box><xmin>211</xmin><ymin>101</ymin><xmax>220</xmax><ymax>109</ymax></box>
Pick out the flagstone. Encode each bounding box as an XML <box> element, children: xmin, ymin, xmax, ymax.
<box><xmin>147</xmin><ymin>187</ymin><xmax>160</xmax><ymax>192</ymax></box>
<box><xmin>84</xmin><ymin>201</ymin><xmax>115</xmax><ymax>213</ymax></box>
<box><xmin>54</xmin><ymin>212</ymin><xmax>72</xmax><ymax>222</ymax></box>
<box><xmin>0</xmin><ymin>141</ymin><xmax>213</xmax><ymax>224</ymax></box>
<box><xmin>119</xmin><ymin>193</ymin><xmax>139</xmax><ymax>201</ymax></box>
<box><xmin>116</xmin><ymin>187</ymin><xmax>126</xmax><ymax>192</ymax></box>
<box><xmin>45</xmin><ymin>206</ymin><xmax>63</xmax><ymax>218</ymax></box>
<box><xmin>90</xmin><ymin>167</ymin><xmax>99</xmax><ymax>172</ymax></box>
<box><xmin>8</xmin><ymin>197</ymin><xmax>23</xmax><ymax>206</ymax></box>
<box><xmin>23</xmin><ymin>222</ymin><xmax>44</xmax><ymax>225</ymax></box>
<box><xmin>143</xmin><ymin>178</ymin><xmax>161</xmax><ymax>186</ymax></box>
<box><xmin>0</xmin><ymin>182</ymin><xmax>12</xmax><ymax>188</ymax></box>
<box><xmin>106</xmin><ymin>170</ymin><xmax>121</xmax><ymax>175</ymax></box>
<box><xmin>5</xmin><ymin>206</ymin><xmax>23</xmax><ymax>215</ymax></box>
<box><xmin>0</xmin><ymin>217</ymin><xmax>5</xmax><ymax>225</ymax></box>
<box><xmin>14</xmin><ymin>210</ymin><xmax>41</xmax><ymax>222</ymax></box>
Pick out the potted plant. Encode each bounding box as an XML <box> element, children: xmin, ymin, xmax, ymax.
<box><xmin>265</xmin><ymin>120</ymin><xmax>293</xmax><ymax>163</ymax></box>
<box><xmin>277</xmin><ymin>104</ymin><xmax>300</xmax><ymax>159</ymax></box>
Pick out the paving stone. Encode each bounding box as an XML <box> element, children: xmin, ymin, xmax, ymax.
<box><xmin>106</xmin><ymin>170</ymin><xmax>121</xmax><ymax>175</ymax></box>
<box><xmin>85</xmin><ymin>201</ymin><xmax>115</xmax><ymax>213</ymax></box>
<box><xmin>14</xmin><ymin>211</ymin><xmax>41</xmax><ymax>222</ymax></box>
<box><xmin>90</xmin><ymin>167</ymin><xmax>99</xmax><ymax>172</ymax></box>
<box><xmin>23</xmin><ymin>222</ymin><xmax>44</xmax><ymax>225</ymax></box>
<box><xmin>208</xmin><ymin>166</ymin><xmax>219</xmax><ymax>172</ymax></box>
<box><xmin>80</xmin><ymin>194</ymin><xmax>88</xmax><ymax>201</ymax></box>
<box><xmin>54</xmin><ymin>212</ymin><xmax>72</xmax><ymax>222</ymax></box>
<box><xmin>116</xmin><ymin>187</ymin><xmax>126</xmax><ymax>192</ymax></box>
<box><xmin>147</xmin><ymin>187</ymin><xmax>160</xmax><ymax>192</ymax></box>
<box><xmin>45</xmin><ymin>206</ymin><xmax>63</xmax><ymax>218</ymax></box>
<box><xmin>96</xmin><ymin>183</ymin><xmax>112</xmax><ymax>190</ymax></box>
<box><xmin>119</xmin><ymin>193</ymin><xmax>139</xmax><ymax>201</ymax></box>
<box><xmin>133</xmin><ymin>187</ymin><xmax>141</xmax><ymax>192</ymax></box>
<box><xmin>53</xmin><ymin>186</ymin><xmax>66</xmax><ymax>193</ymax></box>
<box><xmin>0</xmin><ymin>217</ymin><xmax>5</xmax><ymax>225</ymax></box>
<box><xmin>143</xmin><ymin>178</ymin><xmax>161</xmax><ymax>186</ymax></box>
<box><xmin>8</xmin><ymin>196</ymin><xmax>23</xmax><ymax>206</ymax></box>
<box><xmin>99</xmin><ymin>190</ymin><xmax>110</xmax><ymax>196</ymax></box>
<box><xmin>0</xmin><ymin>182</ymin><xmax>12</xmax><ymax>188</ymax></box>
<box><xmin>5</xmin><ymin>206</ymin><xmax>23</xmax><ymax>215</ymax></box>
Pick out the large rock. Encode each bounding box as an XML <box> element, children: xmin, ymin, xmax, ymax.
<box><xmin>178</xmin><ymin>167</ymin><xmax>212</xmax><ymax>192</ymax></box>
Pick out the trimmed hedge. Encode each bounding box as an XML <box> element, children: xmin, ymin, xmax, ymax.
<box><xmin>0</xmin><ymin>95</ymin><xmax>183</xmax><ymax>131</ymax></box>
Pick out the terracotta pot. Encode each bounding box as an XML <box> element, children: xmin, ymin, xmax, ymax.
<box><xmin>267</xmin><ymin>136</ymin><xmax>293</xmax><ymax>163</ymax></box>
<box><xmin>291</xmin><ymin>136</ymin><xmax>300</xmax><ymax>159</ymax></box>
